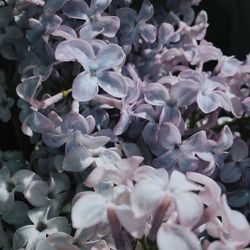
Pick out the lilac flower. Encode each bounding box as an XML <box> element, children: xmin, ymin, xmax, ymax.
<box><xmin>143</xmin><ymin>82</ymin><xmax>197</xmax><ymax>126</ymax></box>
<box><xmin>131</xmin><ymin>167</ymin><xmax>203</xmax><ymax>231</ymax></box>
<box><xmin>116</xmin><ymin>0</ymin><xmax>157</xmax><ymax>45</ymax></box>
<box><xmin>85</xmin><ymin>156</ymin><xmax>144</xmax><ymax>187</ymax></box>
<box><xmin>23</xmin><ymin>172</ymin><xmax>70</xmax><ymax>215</ymax></box>
<box><xmin>219</xmin><ymin>139</ymin><xmax>249</xmax><ymax>184</ymax></box>
<box><xmin>55</xmin><ymin>40</ymin><xmax>127</xmax><ymax>101</ymax></box>
<box><xmin>13</xmin><ymin>206</ymin><xmax>70</xmax><ymax>250</ymax></box>
<box><xmin>178</xmin><ymin>69</ymin><xmax>229</xmax><ymax>113</ymax></box>
<box><xmin>71</xmin><ymin>185</ymin><xmax>147</xmax><ymax>239</ymax></box>
<box><xmin>147</xmin><ymin>122</ymin><xmax>208</xmax><ymax>172</ymax></box>
<box><xmin>63</xmin><ymin>0</ymin><xmax>120</xmax><ymax>38</ymax></box>
<box><xmin>0</xmin><ymin>167</ymin><xmax>40</xmax><ymax>215</ymax></box>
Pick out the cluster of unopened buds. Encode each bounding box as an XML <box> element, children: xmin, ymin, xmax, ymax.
<box><xmin>0</xmin><ymin>0</ymin><xmax>250</xmax><ymax>249</ymax></box>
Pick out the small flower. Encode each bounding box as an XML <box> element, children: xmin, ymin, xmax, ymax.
<box><xmin>55</xmin><ymin>40</ymin><xmax>127</xmax><ymax>101</ymax></box>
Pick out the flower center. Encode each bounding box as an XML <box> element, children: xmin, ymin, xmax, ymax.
<box><xmin>36</xmin><ymin>221</ymin><xmax>47</xmax><ymax>232</ymax></box>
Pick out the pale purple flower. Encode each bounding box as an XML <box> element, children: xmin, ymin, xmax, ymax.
<box><xmin>55</xmin><ymin>40</ymin><xmax>127</xmax><ymax>101</ymax></box>
<box><xmin>13</xmin><ymin>206</ymin><xmax>70</xmax><ymax>249</ymax></box>
<box><xmin>116</xmin><ymin>0</ymin><xmax>157</xmax><ymax>45</ymax></box>
<box><xmin>63</xmin><ymin>0</ymin><xmax>120</xmax><ymax>38</ymax></box>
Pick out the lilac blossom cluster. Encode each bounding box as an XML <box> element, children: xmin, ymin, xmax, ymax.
<box><xmin>0</xmin><ymin>0</ymin><xmax>250</xmax><ymax>249</ymax></box>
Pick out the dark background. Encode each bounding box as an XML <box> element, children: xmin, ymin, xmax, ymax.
<box><xmin>197</xmin><ymin>0</ymin><xmax>250</xmax><ymax>60</ymax></box>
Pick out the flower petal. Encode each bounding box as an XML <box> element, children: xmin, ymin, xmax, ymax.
<box><xmin>158</xmin><ymin>122</ymin><xmax>181</xmax><ymax>150</ymax></box>
<box><xmin>175</xmin><ymin>193</ymin><xmax>203</xmax><ymax>228</ymax></box>
<box><xmin>116</xmin><ymin>7</ymin><xmax>137</xmax><ymax>25</ymax></box>
<box><xmin>72</xmin><ymin>72</ymin><xmax>98</xmax><ymax>102</ymax></box>
<box><xmin>96</xmin><ymin>44</ymin><xmax>125</xmax><ymax>72</ymax></box>
<box><xmin>231</xmin><ymin>139</ymin><xmax>248</xmax><ymax>162</ymax></box>
<box><xmin>90</xmin><ymin>0</ymin><xmax>111</xmax><ymax>15</ymax></box>
<box><xmin>63</xmin><ymin>0</ymin><xmax>90</xmax><ymax>19</ymax></box>
<box><xmin>131</xmin><ymin>179</ymin><xmax>165</xmax><ymax>217</ymax></box>
<box><xmin>139</xmin><ymin>23</ymin><xmax>157</xmax><ymax>43</ymax></box>
<box><xmin>71</xmin><ymin>192</ymin><xmax>106</xmax><ymax>228</ymax></box>
<box><xmin>97</xmin><ymin>71</ymin><xmax>127</xmax><ymax>98</ymax></box>
<box><xmin>55</xmin><ymin>39</ymin><xmax>94</xmax><ymax>70</ymax></box>
<box><xmin>92</xmin><ymin>16</ymin><xmax>120</xmax><ymax>38</ymax></box>
<box><xmin>136</xmin><ymin>0</ymin><xmax>154</xmax><ymax>22</ymax></box>
<box><xmin>197</xmin><ymin>92</ymin><xmax>220</xmax><ymax>113</ymax></box>
<box><xmin>157</xmin><ymin>224</ymin><xmax>202</xmax><ymax>250</ymax></box>
<box><xmin>24</xmin><ymin>180</ymin><xmax>49</xmax><ymax>207</ymax></box>
<box><xmin>63</xmin><ymin>146</ymin><xmax>93</xmax><ymax>172</ymax></box>
<box><xmin>143</xmin><ymin>83</ymin><xmax>169</xmax><ymax>106</ymax></box>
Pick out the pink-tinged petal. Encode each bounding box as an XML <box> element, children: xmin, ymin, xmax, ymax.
<box><xmin>158</xmin><ymin>23</ymin><xmax>175</xmax><ymax>45</ymax></box>
<box><xmin>171</xmin><ymin>80</ymin><xmax>199</xmax><ymax>106</ymax></box>
<box><xmin>55</xmin><ymin>40</ymin><xmax>94</xmax><ymax>70</ymax></box>
<box><xmin>62</xmin><ymin>113</ymin><xmax>89</xmax><ymax>134</ymax></box>
<box><xmin>115</xmin><ymin>207</ymin><xmax>147</xmax><ymax>238</ymax></box>
<box><xmin>169</xmin><ymin>170</ymin><xmax>202</xmax><ymax>192</ymax></box>
<box><xmin>63</xmin><ymin>146</ymin><xmax>93</xmax><ymax>172</ymax></box>
<box><xmin>26</xmin><ymin>111</ymin><xmax>55</xmax><ymax>133</ymax></box>
<box><xmin>90</xmin><ymin>0</ymin><xmax>111</xmax><ymax>14</ymax></box>
<box><xmin>51</xmin><ymin>25</ymin><xmax>77</xmax><ymax>39</ymax></box>
<box><xmin>186</xmin><ymin>172</ymin><xmax>221</xmax><ymax>206</ymax></box>
<box><xmin>182</xmin><ymin>131</ymin><xmax>207</xmax><ymax>152</ymax></box>
<box><xmin>133</xmin><ymin>104</ymin><xmax>156</xmax><ymax>122</ymax></box>
<box><xmin>84</xmin><ymin>166</ymin><xmax>107</xmax><ymax>187</ymax></box>
<box><xmin>158</xmin><ymin>122</ymin><xmax>181</xmax><ymax>150</ymax></box>
<box><xmin>91</xmin><ymin>240</ymin><xmax>110</xmax><ymax>250</ymax></box>
<box><xmin>16</xmin><ymin>75</ymin><xmax>42</xmax><ymax>103</ymax></box>
<box><xmin>207</xmin><ymin>241</ymin><xmax>233</xmax><ymax>250</ymax></box>
<box><xmin>80</xmin><ymin>134</ymin><xmax>110</xmax><ymax>149</ymax></box>
<box><xmin>197</xmin><ymin>92</ymin><xmax>220</xmax><ymax>113</ymax></box>
<box><xmin>219</xmin><ymin>57</ymin><xmax>241</xmax><ymax>77</ymax></box>
<box><xmin>136</xmin><ymin>0</ymin><xmax>154</xmax><ymax>22</ymax></box>
<box><xmin>133</xmin><ymin>165</ymin><xmax>159</xmax><ymax>182</ymax></box>
<box><xmin>215</xmin><ymin>125</ymin><xmax>233</xmax><ymax>152</ymax></box>
<box><xmin>131</xmin><ymin>180</ymin><xmax>165</xmax><ymax>217</ymax></box>
<box><xmin>157</xmin><ymin>224</ymin><xmax>202</xmax><ymax>250</ymax></box>
<box><xmin>139</xmin><ymin>23</ymin><xmax>157</xmax><ymax>43</ymax></box>
<box><xmin>96</xmin><ymin>44</ymin><xmax>125</xmax><ymax>72</ymax></box>
<box><xmin>71</xmin><ymin>192</ymin><xmax>106</xmax><ymax>228</ymax></box>
<box><xmin>220</xmin><ymin>195</ymin><xmax>250</xmax><ymax>244</ymax></box>
<box><xmin>143</xmin><ymin>83</ymin><xmax>169</xmax><ymax>106</ymax></box>
<box><xmin>72</xmin><ymin>72</ymin><xmax>98</xmax><ymax>102</ymax></box>
<box><xmin>152</xmin><ymin>150</ymin><xmax>178</xmax><ymax>170</ymax></box>
<box><xmin>175</xmin><ymin>193</ymin><xmax>203</xmax><ymax>228</ymax></box>
<box><xmin>231</xmin><ymin>139</ymin><xmax>248</xmax><ymax>162</ymax></box>
<box><xmin>63</xmin><ymin>0</ymin><xmax>90</xmax><ymax>19</ymax></box>
<box><xmin>97</xmin><ymin>71</ymin><xmax>128</xmax><ymax>98</ymax></box>
<box><xmin>113</xmin><ymin>109</ymin><xmax>130</xmax><ymax>135</ymax></box>
<box><xmin>230</xmin><ymin>97</ymin><xmax>243</xmax><ymax>118</ymax></box>
<box><xmin>116</xmin><ymin>156</ymin><xmax>143</xmax><ymax>172</ymax></box>
<box><xmin>21</xmin><ymin>117</ymin><xmax>33</xmax><ymax>137</ymax></box>
<box><xmin>93</xmin><ymin>16</ymin><xmax>120</xmax><ymax>38</ymax></box>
